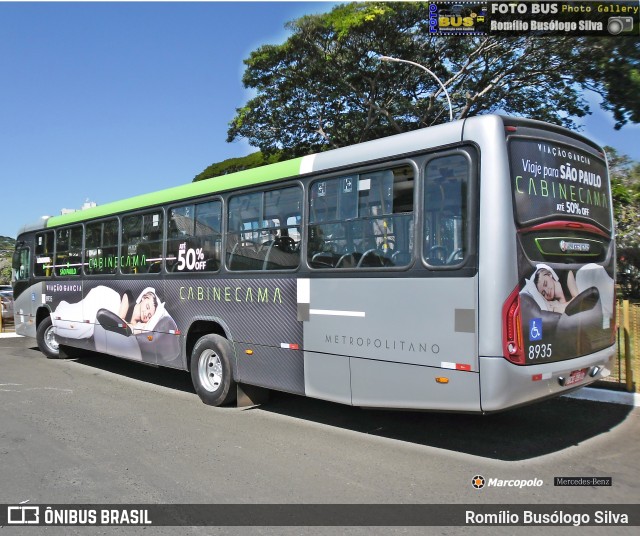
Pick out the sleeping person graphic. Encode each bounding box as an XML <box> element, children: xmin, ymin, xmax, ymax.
<box><xmin>51</xmin><ymin>286</ymin><xmax>181</xmax><ymax>366</ymax></box>
<box><xmin>519</xmin><ymin>263</ymin><xmax>614</xmax><ymax>359</ymax></box>
<box><xmin>520</xmin><ymin>263</ymin><xmax>613</xmax><ymax>317</ymax></box>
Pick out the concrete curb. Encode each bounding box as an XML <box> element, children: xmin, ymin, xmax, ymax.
<box><xmin>0</xmin><ymin>332</ymin><xmax>21</xmax><ymax>338</ymax></box>
<box><xmin>562</xmin><ymin>386</ymin><xmax>640</xmax><ymax>407</ymax></box>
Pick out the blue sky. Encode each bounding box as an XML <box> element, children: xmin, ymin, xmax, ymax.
<box><xmin>1</xmin><ymin>1</ymin><xmax>638</xmax><ymax>239</ymax></box>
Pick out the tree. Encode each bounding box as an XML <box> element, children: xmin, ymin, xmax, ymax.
<box><xmin>227</xmin><ymin>2</ymin><xmax>640</xmax><ymax>158</ymax></box>
<box><xmin>606</xmin><ymin>146</ymin><xmax>640</xmax><ymax>298</ymax></box>
<box><xmin>0</xmin><ymin>236</ymin><xmax>15</xmax><ymax>285</ymax></box>
<box><xmin>193</xmin><ymin>152</ymin><xmax>280</xmax><ymax>182</ymax></box>
<box><xmin>585</xmin><ymin>40</ymin><xmax>640</xmax><ymax>130</ymax></box>
<box><xmin>607</xmin><ymin>145</ymin><xmax>640</xmax><ymax>250</ymax></box>
<box><xmin>0</xmin><ymin>259</ymin><xmax>10</xmax><ymax>286</ymax></box>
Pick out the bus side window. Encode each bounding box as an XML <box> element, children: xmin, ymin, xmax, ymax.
<box><xmin>12</xmin><ymin>247</ymin><xmax>30</xmax><ymax>281</ymax></box>
<box><xmin>424</xmin><ymin>154</ymin><xmax>469</xmax><ymax>267</ymax></box>
<box><xmin>168</xmin><ymin>205</ymin><xmax>190</xmax><ymax>270</ymax></box>
<box><xmin>85</xmin><ymin>219</ymin><xmax>118</xmax><ymax>275</ymax></box>
<box><xmin>55</xmin><ymin>226</ymin><xmax>83</xmax><ymax>277</ymax></box>
<box><xmin>308</xmin><ymin>166</ymin><xmax>414</xmax><ymax>269</ymax></box>
<box><xmin>227</xmin><ymin>187</ymin><xmax>301</xmax><ymax>271</ymax></box>
<box><xmin>121</xmin><ymin>211</ymin><xmax>163</xmax><ymax>274</ymax></box>
<box><xmin>194</xmin><ymin>201</ymin><xmax>223</xmax><ymax>272</ymax></box>
<box><xmin>263</xmin><ymin>187</ymin><xmax>301</xmax><ymax>270</ymax></box>
<box><xmin>168</xmin><ymin>200</ymin><xmax>222</xmax><ymax>273</ymax></box>
<box><xmin>34</xmin><ymin>231</ymin><xmax>54</xmax><ymax>277</ymax></box>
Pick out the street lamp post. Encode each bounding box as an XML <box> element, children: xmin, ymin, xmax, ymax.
<box><xmin>377</xmin><ymin>55</ymin><xmax>454</xmax><ymax>122</ymax></box>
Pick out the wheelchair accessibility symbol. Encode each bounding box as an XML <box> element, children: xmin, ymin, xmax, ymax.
<box><xmin>529</xmin><ymin>318</ymin><xmax>543</xmax><ymax>341</ymax></box>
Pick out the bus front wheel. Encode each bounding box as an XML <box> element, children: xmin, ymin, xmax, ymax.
<box><xmin>190</xmin><ymin>334</ymin><xmax>236</xmax><ymax>406</ymax></box>
<box><xmin>36</xmin><ymin>316</ymin><xmax>60</xmax><ymax>359</ymax></box>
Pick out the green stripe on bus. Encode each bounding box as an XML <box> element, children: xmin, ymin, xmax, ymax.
<box><xmin>45</xmin><ymin>157</ymin><xmax>305</xmax><ymax>228</ymax></box>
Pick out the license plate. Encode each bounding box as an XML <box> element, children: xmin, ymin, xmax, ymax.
<box><xmin>565</xmin><ymin>368</ymin><xmax>588</xmax><ymax>386</ymax></box>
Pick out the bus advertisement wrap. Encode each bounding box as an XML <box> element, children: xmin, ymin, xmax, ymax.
<box><xmin>46</xmin><ymin>282</ymin><xmax>183</xmax><ymax>367</ymax></box>
<box><xmin>517</xmin><ymin>261</ymin><xmax>615</xmax><ymax>363</ymax></box>
<box><xmin>42</xmin><ymin>279</ymin><xmax>303</xmax><ymax>390</ymax></box>
<box><xmin>509</xmin><ymin>138</ymin><xmax>611</xmax><ymax>230</ymax></box>
<box><xmin>509</xmin><ymin>138</ymin><xmax>615</xmax><ymax>363</ymax></box>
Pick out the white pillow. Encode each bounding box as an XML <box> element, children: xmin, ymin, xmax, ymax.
<box><xmin>522</xmin><ymin>277</ymin><xmax>550</xmax><ymax>311</ymax></box>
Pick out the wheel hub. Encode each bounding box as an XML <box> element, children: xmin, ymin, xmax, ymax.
<box><xmin>45</xmin><ymin>325</ymin><xmax>59</xmax><ymax>352</ymax></box>
<box><xmin>198</xmin><ymin>349</ymin><xmax>223</xmax><ymax>392</ymax></box>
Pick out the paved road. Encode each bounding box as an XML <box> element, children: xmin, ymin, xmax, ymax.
<box><xmin>0</xmin><ymin>335</ymin><xmax>638</xmax><ymax>535</ymax></box>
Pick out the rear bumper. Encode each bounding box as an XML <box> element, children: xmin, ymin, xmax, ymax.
<box><xmin>479</xmin><ymin>345</ymin><xmax>615</xmax><ymax>412</ymax></box>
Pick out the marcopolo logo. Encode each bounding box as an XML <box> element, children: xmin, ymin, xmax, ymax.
<box><xmin>560</xmin><ymin>240</ymin><xmax>591</xmax><ymax>253</ymax></box>
<box><xmin>472</xmin><ymin>476</ymin><xmax>544</xmax><ymax>489</ymax></box>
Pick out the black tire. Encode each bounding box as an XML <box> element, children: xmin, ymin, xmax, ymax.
<box><xmin>36</xmin><ymin>316</ymin><xmax>61</xmax><ymax>359</ymax></box>
<box><xmin>190</xmin><ymin>334</ymin><xmax>236</xmax><ymax>406</ymax></box>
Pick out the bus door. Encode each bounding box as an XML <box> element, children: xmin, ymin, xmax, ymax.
<box><xmin>11</xmin><ymin>242</ymin><xmax>35</xmax><ymax>335</ymax></box>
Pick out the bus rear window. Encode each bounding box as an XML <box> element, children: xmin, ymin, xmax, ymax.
<box><xmin>509</xmin><ymin>138</ymin><xmax>611</xmax><ymax>231</ymax></box>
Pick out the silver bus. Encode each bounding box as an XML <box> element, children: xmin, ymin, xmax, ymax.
<box><xmin>12</xmin><ymin>115</ymin><xmax>616</xmax><ymax>412</ymax></box>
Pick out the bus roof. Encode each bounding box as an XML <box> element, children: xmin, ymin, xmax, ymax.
<box><xmin>44</xmin><ymin>156</ymin><xmax>306</xmax><ymax>229</ymax></box>
<box><xmin>22</xmin><ymin>114</ymin><xmax>602</xmax><ymax>235</ymax></box>
<box><xmin>34</xmin><ymin>116</ymin><xmax>471</xmax><ymax>233</ymax></box>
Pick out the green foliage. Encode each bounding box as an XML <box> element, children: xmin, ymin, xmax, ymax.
<box><xmin>585</xmin><ymin>40</ymin><xmax>640</xmax><ymax>130</ymax></box>
<box><xmin>604</xmin><ymin>147</ymin><xmax>640</xmax><ymax>231</ymax></box>
<box><xmin>0</xmin><ymin>236</ymin><xmax>15</xmax><ymax>285</ymax></box>
<box><xmin>0</xmin><ymin>236</ymin><xmax>15</xmax><ymax>251</ymax></box>
<box><xmin>605</xmin><ymin>146</ymin><xmax>640</xmax><ymax>297</ymax></box>
<box><xmin>193</xmin><ymin>151</ymin><xmax>283</xmax><ymax>182</ymax></box>
<box><xmin>0</xmin><ymin>262</ymin><xmax>10</xmax><ymax>285</ymax></box>
<box><xmin>227</xmin><ymin>2</ymin><xmax>640</xmax><ymax>157</ymax></box>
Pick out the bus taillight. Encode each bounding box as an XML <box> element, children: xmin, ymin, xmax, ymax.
<box><xmin>502</xmin><ymin>286</ymin><xmax>525</xmax><ymax>365</ymax></box>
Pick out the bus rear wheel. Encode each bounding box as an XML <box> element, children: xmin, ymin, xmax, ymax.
<box><xmin>36</xmin><ymin>316</ymin><xmax>60</xmax><ymax>359</ymax></box>
<box><xmin>190</xmin><ymin>334</ymin><xmax>236</xmax><ymax>406</ymax></box>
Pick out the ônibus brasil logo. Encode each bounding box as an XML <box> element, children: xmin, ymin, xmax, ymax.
<box><xmin>472</xmin><ymin>475</ymin><xmax>543</xmax><ymax>489</ymax></box>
